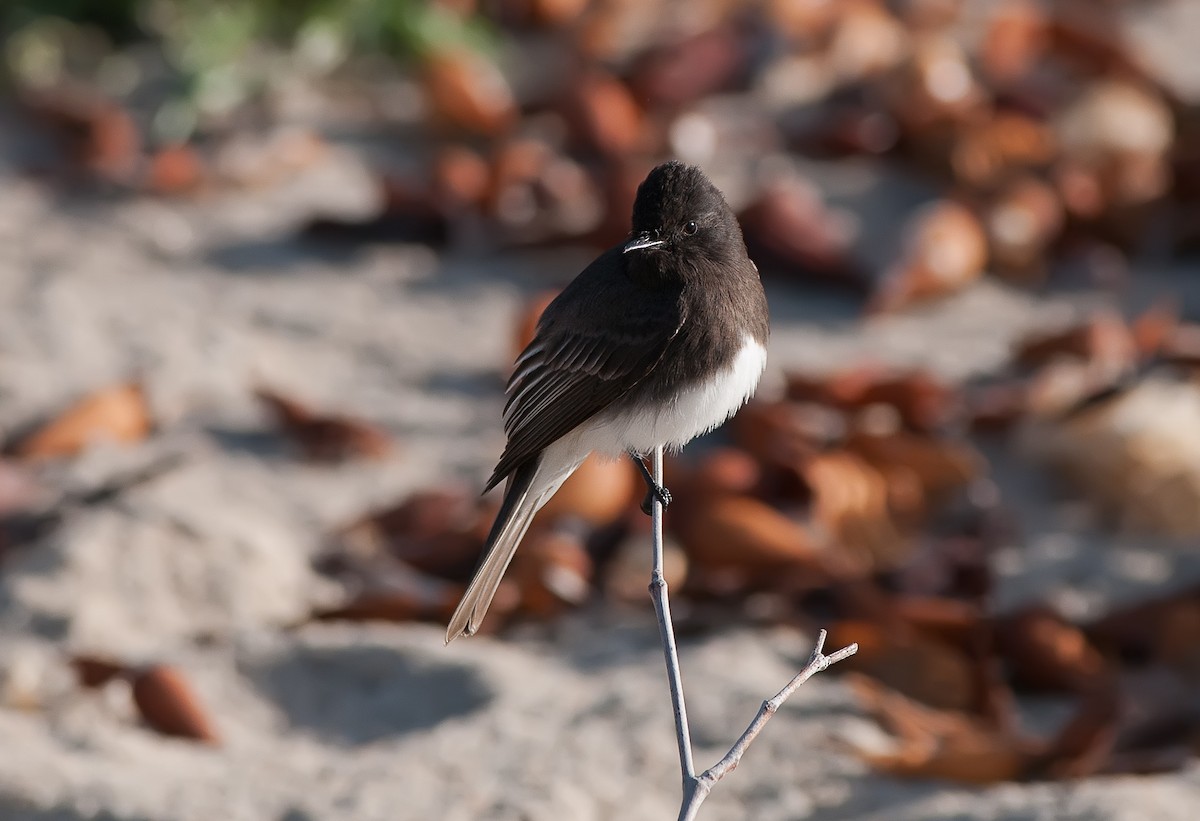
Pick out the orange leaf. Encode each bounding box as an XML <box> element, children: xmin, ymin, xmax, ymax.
<box><xmin>422</xmin><ymin>49</ymin><xmax>517</xmax><ymax>136</ymax></box>
<box><xmin>14</xmin><ymin>383</ymin><xmax>151</xmax><ymax>460</ymax></box>
<box><xmin>131</xmin><ymin>665</ymin><xmax>219</xmax><ymax>744</ymax></box>
<box><xmin>846</xmin><ymin>675</ymin><xmax>1039</xmax><ymax>784</ymax></box>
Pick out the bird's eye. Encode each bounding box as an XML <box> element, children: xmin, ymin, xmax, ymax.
<box><xmin>683</xmin><ymin>221</ymin><xmax>698</xmax><ymax>236</ymax></box>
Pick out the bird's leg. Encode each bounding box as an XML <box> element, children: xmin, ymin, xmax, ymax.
<box><xmin>631</xmin><ymin>452</ymin><xmax>671</xmax><ymax>516</ymax></box>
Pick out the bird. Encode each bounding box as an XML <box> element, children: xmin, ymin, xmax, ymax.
<box><xmin>446</xmin><ymin>161</ymin><xmax>770</xmax><ymax>642</ymax></box>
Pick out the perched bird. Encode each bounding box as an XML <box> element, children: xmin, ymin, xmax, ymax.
<box><xmin>446</xmin><ymin>161</ymin><xmax>769</xmax><ymax>642</ymax></box>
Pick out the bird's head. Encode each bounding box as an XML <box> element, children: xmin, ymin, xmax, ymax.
<box><xmin>624</xmin><ymin>161</ymin><xmax>746</xmax><ymax>275</ymax></box>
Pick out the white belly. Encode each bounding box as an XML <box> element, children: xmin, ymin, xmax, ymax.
<box><xmin>549</xmin><ymin>336</ymin><xmax>767</xmax><ymax>464</ymax></box>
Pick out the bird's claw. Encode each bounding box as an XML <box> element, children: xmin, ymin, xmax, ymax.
<box><xmin>640</xmin><ymin>482</ymin><xmax>671</xmax><ymax>516</ymax></box>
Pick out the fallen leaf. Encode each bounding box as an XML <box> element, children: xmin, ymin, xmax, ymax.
<box><xmin>786</xmin><ymin>366</ymin><xmax>959</xmax><ymax>434</ymax></box>
<box><xmin>70</xmin><ymin>656</ymin><xmax>129</xmax><ymax>689</ymax></box>
<box><xmin>849</xmin><ymin>429</ymin><xmax>979</xmax><ymax>506</ymax></box>
<box><xmin>870</xmin><ymin>201</ymin><xmax>988</xmax><ymax>313</ymax></box>
<box><xmin>952</xmin><ymin>113</ymin><xmax>1056</xmax><ymax>190</ymax></box>
<box><xmin>984</xmin><ymin>176</ymin><xmax>1063</xmax><ymax>282</ymax></box>
<box><xmin>892</xmin><ymin>595</ymin><xmax>982</xmax><ymax>647</ymax></box>
<box><xmin>846</xmin><ymin>674</ymin><xmax>1039</xmax><ymax>783</ymax></box>
<box><xmin>827</xmin><ymin>620</ymin><xmax>977</xmax><ymax>711</ymax></box>
<box><xmin>131</xmin><ymin>665</ymin><xmax>219</xmax><ymax>744</ymax></box>
<box><xmin>333</xmin><ymin>488</ymin><xmax>487</xmax><ymax>581</ymax></box>
<box><xmin>805</xmin><ymin>449</ymin><xmax>910</xmax><ymax>567</ymax></box>
<box><xmin>561</xmin><ymin>70</ymin><xmax>644</xmax><ymax>157</ymax></box>
<box><xmin>22</xmin><ymin>87</ymin><xmax>141</xmax><ymax>182</ymax></box>
<box><xmin>978</xmin><ymin>0</ymin><xmax>1048</xmax><ymax>84</ymax></box>
<box><xmin>145</xmin><ymin>144</ymin><xmax>206</xmax><ymax>195</ymax></box>
<box><xmin>12</xmin><ymin>383</ymin><xmax>151</xmax><ymax>460</ymax></box>
<box><xmin>422</xmin><ymin>48</ymin><xmax>517</xmax><ymax>136</ymax></box>
<box><xmin>1013</xmin><ymin>309</ymin><xmax>1137</xmax><ymax>374</ymax></box>
<box><xmin>535</xmin><ymin>454</ymin><xmax>639</xmax><ymax>528</ymax></box>
<box><xmin>739</xmin><ymin>179</ymin><xmax>866</xmax><ymax>288</ymax></box>
<box><xmin>511</xmin><ymin>525</ymin><xmax>594</xmax><ymax>619</ymax></box>
<box><xmin>671</xmin><ymin>493</ymin><xmax>837</xmax><ymax>593</ymax></box>
<box><xmin>629</xmin><ymin>26</ymin><xmax>749</xmax><ymax>109</ymax></box>
<box><xmin>992</xmin><ymin>604</ymin><xmax>1111</xmax><ymax>694</ymax></box>
<box><xmin>256</xmin><ymin>388</ymin><xmax>392</xmax><ymax>463</ymax></box>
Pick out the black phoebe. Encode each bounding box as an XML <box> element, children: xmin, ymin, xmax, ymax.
<box><xmin>446</xmin><ymin>161</ymin><xmax>770</xmax><ymax>642</ymax></box>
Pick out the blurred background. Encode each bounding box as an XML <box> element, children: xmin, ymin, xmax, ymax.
<box><xmin>3</xmin><ymin>1</ymin><xmax>1200</xmax><ymax>819</ymax></box>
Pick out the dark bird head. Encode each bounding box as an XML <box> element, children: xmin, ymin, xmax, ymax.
<box><xmin>624</xmin><ymin>161</ymin><xmax>748</xmax><ymax>276</ymax></box>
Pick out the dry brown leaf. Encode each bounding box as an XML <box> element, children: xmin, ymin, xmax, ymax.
<box><xmin>13</xmin><ymin>383</ymin><xmax>151</xmax><ymax>460</ymax></box>
<box><xmin>952</xmin><ymin>113</ymin><xmax>1057</xmax><ymax>190</ymax></box>
<box><xmin>892</xmin><ymin>595</ymin><xmax>982</xmax><ymax>647</ymax></box>
<box><xmin>846</xmin><ymin>429</ymin><xmax>979</xmax><ymax>504</ymax></box>
<box><xmin>422</xmin><ymin>49</ymin><xmax>517</xmax><ymax>136</ymax></box>
<box><xmin>511</xmin><ymin>526</ymin><xmax>593</xmax><ymax>619</ymax></box>
<box><xmin>993</xmin><ymin>604</ymin><xmax>1111</xmax><ymax>694</ymax></box>
<box><xmin>827</xmin><ymin>621</ymin><xmax>976</xmax><ymax>711</ymax></box>
<box><xmin>131</xmin><ymin>665</ymin><xmax>219</xmax><ymax>744</ymax></box>
<box><xmin>334</xmin><ymin>488</ymin><xmax>487</xmax><ymax>582</ymax></box>
<box><xmin>738</xmin><ymin>179</ymin><xmax>865</xmax><ymax>288</ymax></box>
<box><xmin>978</xmin><ymin>0</ymin><xmax>1047</xmax><ymax>84</ymax></box>
<box><xmin>535</xmin><ymin>454</ymin><xmax>638</xmax><ymax>527</ymax></box>
<box><xmin>870</xmin><ymin>201</ymin><xmax>987</xmax><ymax>313</ymax></box>
<box><xmin>671</xmin><ymin>493</ymin><xmax>836</xmax><ymax>591</ymax></box>
<box><xmin>256</xmin><ymin>388</ymin><xmax>391</xmax><ymax>463</ymax></box>
<box><xmin>984</xmin><ymin>176</ymin><xmax>1063</xmax><ymax>282</ymax></box>
<box><xmin>846</xmin><ymin>674</ymin><xmax>1039</xmax><ymax>783</ymax></box>
<box><xmin>629</xmin><ymin>26</ymin><xmax>748</xmax><ymax>109</ymax></box>
<box><xmin>22</xmin><ymin>87</ymin><xmax>142</xmax><ymax>182</ymax></box>
<box><xmin>1013</xmin><ymin>309</ymin><xmax>1137</xmax><ymax>374</ymax></box>
<box><xmin>145</xmin><ymin>144</ymin><xmax>206</xmax><ymax>195</ymax></box>
<box><xmin>70</xmin><ymin>656</ymin><xmax>129</xmax><ymax>689</ymax></box>
<box><xmin>562</xmin><ymin>70</ymin><xmax>644</xmax><ymax>157</ymax></box>
<box><xmin>889</xmin><ymin>35</ymin><xmax>987</xmax><ymax>135</ymax></box>
<box><xmin>805</xmin><ymin>450</ymin><xmax>908</xmax><ymax>567</ymax></box>
<box><xmin>786</xmin><ymin>366</ymin><xmax>959</xmax><ymax>434</ymax></box>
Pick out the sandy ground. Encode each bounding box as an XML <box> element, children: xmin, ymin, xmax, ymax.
<box><xmin>3</xmin><ymin>128</ymin><xmax>1200</xmax><ymax>821</ymax></box>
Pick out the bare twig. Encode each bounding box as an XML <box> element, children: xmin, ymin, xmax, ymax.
<box><xmin>648</xmin><ymin>446</ymin><xmax>696</xmax><ymax>785</ymax></box>
<box><xmin>646</xmin><ymin>446</ymin><xmax>858</xmax><ymax>821</ymax></box>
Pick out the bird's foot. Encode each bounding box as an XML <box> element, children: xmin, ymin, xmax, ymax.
<box><xmin>640</xmin><ymin>483</ymin><xmax>672</xmax><ymax>516</ymax></box>
<box><xmin>630</xmin><ymin>452</ymin><xmax>672</xmax><ymax>516</ymax></box>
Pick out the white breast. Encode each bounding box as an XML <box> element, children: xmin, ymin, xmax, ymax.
<box><xmin>575</xmin><ymin>335</ymin><xmax>768</xmax><ymax>458</ymax></box>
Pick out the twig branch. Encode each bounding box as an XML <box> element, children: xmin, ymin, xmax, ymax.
<box><xmin>648</xmin><ymin>446</ymin><xmax>696</xmax><ymax>785</ymax></box>
<box><xmin>646</xmin><ymin>446</ymin><xmax>859</xmax><ymax>821</ymax></box>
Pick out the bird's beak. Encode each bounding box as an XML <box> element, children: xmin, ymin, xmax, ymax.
<box><xmin>624</xmin><ymin>231</ymin><xmax>665</xmax><ymax>254</ymax></box>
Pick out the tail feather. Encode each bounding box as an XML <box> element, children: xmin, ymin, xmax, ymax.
<box><xmin>446</xmin><ymin>459</ymin><xmax>543</xmax><ymax>643</ymax></box>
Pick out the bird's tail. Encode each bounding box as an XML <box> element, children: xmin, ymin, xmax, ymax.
<box><xmin>445</xmin><ymin>457</ymin><xmax>546</xmax><ymax>643</ymax></box>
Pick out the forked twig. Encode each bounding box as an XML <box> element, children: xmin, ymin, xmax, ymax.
<box><xmin>646</xmin><ymin>447</ymin><xmax>859</xmax><ymax>821</ymax></box>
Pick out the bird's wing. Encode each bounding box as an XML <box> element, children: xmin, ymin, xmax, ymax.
<box><xmin>484</xmin><ymin>261</ymin><xmax>685</xmax><ymax>491</ymax></box>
